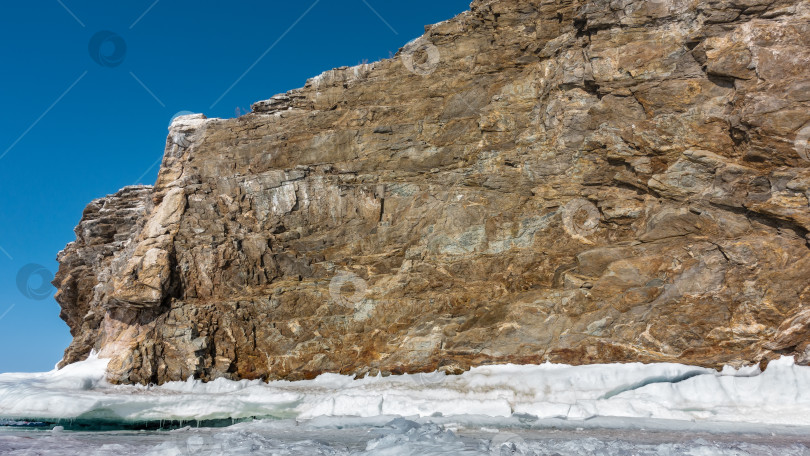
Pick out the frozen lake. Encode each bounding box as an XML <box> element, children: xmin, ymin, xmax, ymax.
<box><xmin>2</xmin><ymin>354</ymin><xmax>810</xmax><ymax>454</ymax></box>
<box><xmin>3</xmin><ymin>417</ymin><xmax>810</xmax><ymax>455</ymax></box>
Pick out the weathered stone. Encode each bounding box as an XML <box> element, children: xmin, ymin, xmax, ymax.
<box><xmin>54</xmin><ymin>0</ymin><xmax>810</xmax><ymax>384</ymax></box>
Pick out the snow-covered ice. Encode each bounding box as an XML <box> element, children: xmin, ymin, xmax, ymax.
<box><xmin>2</xmin><ymin>353</ymin><xmax>810</xmax><ymax>426</ymax></box>
<box><xmin>2</xmin><ymin>354</ymin><xmax>810</xmax><ymax>454</ymax></box>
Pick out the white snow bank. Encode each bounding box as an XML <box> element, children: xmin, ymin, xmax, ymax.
<box><xmin>1</xmin><ymin>355</ymin><xmax>809</xmax><ymax>427</ymax></box>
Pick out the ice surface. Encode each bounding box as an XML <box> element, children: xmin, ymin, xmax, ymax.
<box><xmin>2</xmin><ymin>353</ymin><xmax>810</xmax><ymax>454</ymax></box>
<box><xmin>1</xmin><ymin>354</ymin><xmax>810</xmax><ymax>428</ymax></box>
<box><xmin>2</xmin><ymin>417</ymin><xmax>810</xmax><ymax>455</ymax></box>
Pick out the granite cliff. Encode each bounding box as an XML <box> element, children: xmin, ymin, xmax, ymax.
<box><xmin>54</xmin><ymin>0</ymin><xmax>810</xmax><ymax>384</ymax></box>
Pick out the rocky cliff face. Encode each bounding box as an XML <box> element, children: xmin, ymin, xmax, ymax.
<box><xmin>54</xmin><ymin>0</ymin><xmax>810</xmax><ymax>384</ymax></box>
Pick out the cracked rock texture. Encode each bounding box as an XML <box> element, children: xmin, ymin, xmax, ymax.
<box><xmin>54</xmin><ymin>0</ymin><xmax>810</xmax><ymax>384</ymax></box>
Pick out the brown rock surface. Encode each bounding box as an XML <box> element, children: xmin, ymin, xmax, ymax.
<box><xmin>54</xmin><ymin>0</ymin><xmax>810</xmax><ymax>384</ymax></box>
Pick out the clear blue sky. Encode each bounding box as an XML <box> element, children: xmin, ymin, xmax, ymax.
<box><xmin>0</xmin><ymin>0</ymin><xmax>471</xmax><ymax>373</ymax></box>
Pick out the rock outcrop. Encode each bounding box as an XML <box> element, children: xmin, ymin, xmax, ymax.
<box><xmin>54</xmin><ymin>0</ymin><xmax>810</xmax><ymax>384</ymax></box>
